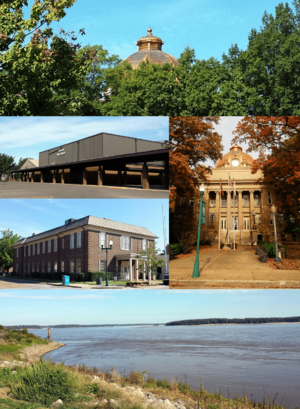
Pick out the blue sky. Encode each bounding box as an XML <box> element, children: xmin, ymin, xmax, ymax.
<box><xmin>0</xmin><ymin>289</ymin><xmax>299</xmax><ymax>326</ymax></box>
<box><xmin>25</xmin><ymin>0</ymin><xmax>290</xmax><ymax>61</ymax></box>
<box><xmin>0</xmin><ymin>199</ymin><xmax>169</xmax><ymax>250</ymax></box>
<box><xmin>0</xmin><ymin>117</ymin><xmax>168</xmax><ymax>163</ymax></box>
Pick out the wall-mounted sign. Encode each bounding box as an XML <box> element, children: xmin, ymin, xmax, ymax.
<box><xmin>201</xmin><ymin>201</ymin><xmax>206</xmax><ymax>225</ymax></box>
<box><xmin>57</xmin><ymin>149</ymin><xmax>65</xmax><ymax>156</ymax></box>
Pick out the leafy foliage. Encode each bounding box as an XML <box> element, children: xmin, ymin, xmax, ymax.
<box><xmin>8</xmin><ymin>360</ymin><xmax>76</xmax><ymax>406</ymax></box>
<box><xmin>172</xmin><ymin>206</ymin><xmax>198</xmax><ymax>254</ymax></box>
<box><xmin>136</xmin><ymin>242</ymin><xmax>165</xmax><ymax>281</ymax></box>
<box><xmin>0</xmin><ymin>154</ymin><xmax>15</xmax><ymax>179</ymax></box>
<box><xmin>0</xmin><ymin>229</ymin><xmax>21</xmax><ymax>270</ymax></box>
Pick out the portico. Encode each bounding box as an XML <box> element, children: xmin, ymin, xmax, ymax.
<box><xmin>114</xmin><ymin>254</ymin><xmax>151</xmax><ymax>282</ymax></box>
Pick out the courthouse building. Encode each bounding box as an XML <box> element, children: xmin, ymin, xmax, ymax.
<box><xmin>12</xmin><ymin>216</ymin><xmax>158</xmax><ymax>280</ymax></box>
<box><xmin>188</xmin><ymin>145</ymin><xmax>299</xmax><ymax>245</ymax></box>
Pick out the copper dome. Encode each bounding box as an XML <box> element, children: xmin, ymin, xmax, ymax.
<box><xmin>123</xmin><ymin>28</ymin><xmax>179</xmax><ymax>69</ymax></box>
<box><xmin>216</xmin><ymin>145</ymin><xmax>254</xmax><ymax>168</ymax></box>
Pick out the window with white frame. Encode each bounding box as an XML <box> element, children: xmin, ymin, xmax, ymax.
<box><xmin>243</xmin><ymin>194</ymin><xmax>250</xmax><ymax>207</ymax></box>
<box><xmin>76</xmin><ymin>259</ymin><xmax>81</xmax><ymax>273</ymax></box>
<box><xmin>42</xmin><ymin>242</ymin><xmax>45</xmax><ymax>254</ymax></box>
<box><xmin>221</xmin><ymin>197</ymin><xmax>227</xmax><ymax>207</ymax></box>
<box><xmin>221</xmin><ymin>219</ymin><xmax>227</xmax><ymax>230</ymax></box>
<box><xmin>77</xmin><ymin>232</ymin><xmax>81</xmax><ymax>248</ymax></box>
<box><xmin>48</xmin><ymin>240</ymin><xmax>51</xmax><ymax>253</ymax></box>
<box><xmin>70</xmin><ymin>234</ymin><xmax>75</xmax><ymax>249</ymax></box>
<box><xmin>99</xmin><ymin>232</ymin><xmax>106</xmax><ymax>248</ymax></box>
<box><xmin>244</xmin><ymin>218</ymin><xmax>250</xmax><ymax>230</ymax></box>
<box><xmin>37</xmin><ymin>243</ymin><xmax>40</xmax><ymax>255</ymax></box>
<box><xmin>32</xmin><ymin>263</ymin><xmax>35</xmax><ymax>273</ymax></box>
<box><xmin>210</xmin><ymin>213</ymin><xmax>216</xmax><ymax>223</ymax></box>
<box><xmin>61</xmin><ymin>261</ymin><xmax>64</xmax><ymax>273</ymax></box>
<box><xmin>142</xmin><ymin>239</ymin><xmax>147</xmax><ymax>250</ymax></box>
<box><xmin>32</xmin><ymin>244</ymin><xmax>35</xmax><ymax>256</ymax></box>
<box><xmin>54</xmin><ymin>262</ymin><xmax>57</xmax><ymax>273</ymax></box>
<box><xmin>255</xmin><ymin>214</ymin><xmax>261</xmax><ymax>225</ymax></box>
<box><xmin>54</xmin><ymin>238</ymin><xmax>57</xmax><ymax>252</ymax></box>
<box><xmin>47</xmin><ymin>262</ymin><xmax>51</xmax><ymax>273</ymax></box>
<box><xmin>99</xmin><ymin>260</ymin><xmax>106</xmax><ymax>271</ymax></box>
<box><xmin>254</xmin><ymin>193</ymin><xmax>261</xmax><ymax>206</ymax></box>
<box><xmin>24</xmin><ymin>246</ymin><xmax>26</xmax><ymax>257</ymax></box>
<box><xmin>120</xmin><ymin>235</ymin><xmax>130</xmax><ymax>251</ymax></box>
<box><xmin>28</xmin><ymin>245</ymin><xmax>31</xmax><ymax>256</ymax></box>
<box><xmin>70</xmin><ymin>260</ymin><xmax>75</xmax><ymax>273</ymax></box>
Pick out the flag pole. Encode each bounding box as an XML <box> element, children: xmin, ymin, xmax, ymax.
<box><xmin>227</xmin><ymin>173</ymin><xmax>230</xmax><ymax>245</ymax></box>
<box><xmin>233</xmin><ymin>178</ymin><xmax>236</xmax><ymax>250</ymax></box>
<box><xmin>219</xmin><ymin>180</ymin><xmax>221</xmax><ymax>250</ymax></box>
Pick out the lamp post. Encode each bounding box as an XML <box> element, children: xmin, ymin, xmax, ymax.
<box><xmin>252</xmin><ymin>211</ymin><xmax>257</xmax><ymax>230</ymax></box>
<box><xmin>101</xmin><ymin>240</ymin><xmax>113</xmax><ymax>286</ymax></box>
<box><xmin>271</xmin><ymin>204</ymin><xmax>281</xmax><ymax>263</ymax></box>
<box><xmin>192</xmin><ymin>183</ymin><xmax>205</xmax><ymax>278</ymax></box>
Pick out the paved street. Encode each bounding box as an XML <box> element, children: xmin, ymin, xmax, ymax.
<box><xmin>0</xmin><ymin>182</ymin><xmax>169</xmax><ymax>199</ymax></box>
<box><xmin>170</xmin><ymin>246</ymin><xmax>300</xmax><ymax>289</ymax></box>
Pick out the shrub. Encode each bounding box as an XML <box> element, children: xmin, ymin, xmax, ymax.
<box><xmin>8</xmin><ymin>360</ymin><xmax>76</xmax><ymax>406</ymax></box>
<box><xmin>169</xmin><ymin>243</ymin><xmax>183</xmax><ymax>256</ymax></box>
<box><xmin>75</xmin><ymin>273</ymin><xmax>85</xmax><ymax>282</ymax></box>
<box><xmin>226</xmin><ymin>243</ymin><xmax>231</xmax><ymax>248</ymax></box>
<box><xmin>257</xmin><ymin>240</ymin><xmax>264</xmax><ymax>245</ymax></box>
<box><xmin>263</xmin><ymin>243</ymin><xmax>286</xmax><ymax>258</ymax></box>
<box><xmin>89</xmin><ymin>271</ymin><xmax>114</xmax><ymax>281</ymax></box>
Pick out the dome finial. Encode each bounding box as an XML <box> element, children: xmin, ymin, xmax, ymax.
<box><xmin>147</xmin><ymin>27</ymin><xmax>153</xmax><ymax>36</ymax></box>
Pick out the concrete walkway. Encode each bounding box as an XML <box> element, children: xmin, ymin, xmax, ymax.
<box><xmin>170</xmin><ymin>246</ymin><xmax>300</xmax><ymax>289</ymax></box>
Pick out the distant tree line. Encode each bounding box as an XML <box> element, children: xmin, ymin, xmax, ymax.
<box><xmin>165</xmin><ymin>317</ymin><xmax>300</xmax><ymax>326</ymax></box>
<box><xmin>4</xmin><ymin>324</ymin><xmax>161</xmax><ymax>330</ymax></box>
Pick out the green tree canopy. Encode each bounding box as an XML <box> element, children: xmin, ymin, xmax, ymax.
<box><xmin>135</xmin><ymin>243</ymin><xmax>165</xmax><ymax>282</ymax></box>
<box><xmin>0</xmin><ymin>229</ymin><xmax>21</xmax><ymax>270</ymax></box>
<box><xmin>0</xmin><ymin>154</ymin><xmax>15</xmax><ymax>179</ymax></box>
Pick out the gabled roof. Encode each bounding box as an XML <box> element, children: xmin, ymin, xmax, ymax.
<box><xmin>20</xmin><ymin>159</ymin><xmax>39</xmax><ymax>169</ymax></box>
<box><xmin>14</xmin><ymin>216</ymin><xmax>158</xmax><ymax>246</ymax></box>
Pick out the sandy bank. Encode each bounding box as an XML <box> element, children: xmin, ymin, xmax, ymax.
<box><xmin>19</xmin><ymin>341</ymin><xmax>65</xmax><ymax>363</ymax></box>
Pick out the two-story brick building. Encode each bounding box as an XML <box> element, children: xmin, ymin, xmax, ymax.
<box><xmin>13</xmin><ymin>216</ymin><xmax>157</xmax><ymax>281</ymax></box>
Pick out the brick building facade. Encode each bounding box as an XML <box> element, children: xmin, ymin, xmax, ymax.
<box><xmin>13</xmin><ymin>216</ymin><xmax>157</xmax><ymax>280</ymax></box>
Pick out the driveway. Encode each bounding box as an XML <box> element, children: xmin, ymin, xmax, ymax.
<box><xmin>170</xmin><ymin>246</ymin><xmax>300</xmax><ymax>289</ymax></box>
<box><xmin>0</xmin><ymin>182</ymin><xmax>169</xmax><ymax>199</ymax></box>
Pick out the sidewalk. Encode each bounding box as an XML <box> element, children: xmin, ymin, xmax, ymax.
<box><xmin>170</xmin><ymin>246</ymin><xmax>300</xmax><ymax>289</ymax></box>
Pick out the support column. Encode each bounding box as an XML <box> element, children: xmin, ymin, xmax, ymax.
<box><xmin>118</xmin><ymin>170</ymin><xmax>122</xmax><ymax>186</ymax></box>
<box><xmin>135</xmin><ymin>260</ymin><xmax>139</xmax><ymax>281</ymax></box>
<box><xmin>227</xmin><ymin>190</ymin><xmax>231</xmax><ymax>230</ymax></box>
<box><xmin>61</xmin><ymin>170</ymin><xmax>65</xmax><ymax>184</ymax></box>
<box><xmin>31</xmin><ymin>172</ymin><xmax>34</xmax><ymax>183</ymax></box>
<box><xmin>249</xmin><ymin>190</ymin><xmax>254</xmax><ymax>229</ymax></box>
<box><xmin>238</xmin><ymin>191</ymin><xmax>243</xmax><ymax>230</ymax></box>
<box><xmin>141</xmin><ymin>164</ymin><xmax>149</xmax><ymax>190</ymax></box>
<box><xmin>97</xmin><ymin>166</ymin><xmax>104</xmax><ymax>186</ymax></box>
<box><xmin>159</xmin><ymin>171</ymin><xmax>164</xmax><ymax>185</ymax></box>
<box><xmin>83</xmin><ymin>168</ymin><xmax>87</xmax><ymax>185</ymax></box>
<box><xmin>26</xmin><ymin>173</ymin><xmax>29</xmax><ymax>183</ymax></box>
<box><xmin>129</xmin><ymin>258</ymin><xmax>132</xmax><ymax>281</ymax></box>
<box><xmin>40</xmin><ymin>172</ymin><xmax>44</xmax><ymax>183</ymax></box>
<box><xmin>12</xmin><ymin>173</ymin><xmax>15</xmax><ymax>182</ymax></box>
<box><xmin>52</xmin><ymin>170</ymin><xmax>56</xmax><ymax>184</ymax></box>
<box><xmin>143</xmin><ymin>261</ymin><xmax>146</xmax><ymax>281</ymax></box>
<box><xmin>123</xmin><ymin>171</ymin><xmax>128</xmax><ymax>186</ymax></box>
<box><xmin>215</xmin><ymin>190</ymin><xmax>220</xmax><ymax>227</ymax></box>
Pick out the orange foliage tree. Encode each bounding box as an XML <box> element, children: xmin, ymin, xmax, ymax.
<box><xmin>232</xmin><ymin>117</ymin><xmax>300</xmax><ymax>197</ymax></box>
<box><xmin>169</xmin><ymin>117</ymin><xmax>223</xmax><ymax>206</ymax></box>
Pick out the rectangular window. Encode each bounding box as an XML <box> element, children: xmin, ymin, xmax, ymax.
<box><xmin>23</xmin><ymin>263</ymin><xmax>26</xmax><ymax>273</ymax></box>
<box><xmin>48</xmin><ymin>240</ymin><xmax>51</xmax><ymax>253</ymax></box>
<box><xmin>70</xmin><ymin>260</ymin><xmax>75</xmax><ymax>274</ymax></box>
<box><xmin>47</xmin><ymin>262</ymin><xmax>51</xmax><ymax>273</ymax></box>
<box><xmin>61</xmin><ymin>261</ymin><xmax>64</xmax><ymax>273</ymax></box>
<box><xmin>99</xmin><ymin>260</ymin><xmax>106</xmax><ymax>271</ymax></box>
<box><xmin>70</xmin><ymin>234</ymin><xmax>75</xmax><ymax>249</ymax></box>
<box><xmin>210</xmin><ymin>199</ymin><xmax>216</xmax><ymax>207</ymax></box>
<box><xmin>54</xmin><ymin>262</ymin><xmax>57</xmax><ymax>273</ymax></box>
<box><xmin>221</xmin><ymin>198</ymin><xmax>227</xmax><ymax>207</ymax></box>
<box><xmin>77</xmin><ymin>232</ymin><xmax>81</xmax><ymax>248</ymax></box>
<box><xmin>32</xmin><ymin>244</ymin><xmax>35</xmax><ymax>256</ymax></box>
<box><xmin>232</xmin><ymin>196</ymin><xmax>238</xmax><ymax>206</ymax></box>
<box><xmin>221</xmin><ymin>219</ymin><xmax>227</xmax><ymax>230</ymax></box>
<box><xmin>76</xmin><ymin>259</ymin><xmax>81</xmax><ymax>273</ymax></box>
<box><xmin>243</xmin><ymin>194</ymin><xmax>249</xmax><ymax>207</ymax></box>
<box><xmin>37</xmin><ymin>243</ymin><xmax>40</xmax><ymax>255</ymax></box>
<box><xmin>99</xmin><ymin>232</ymin><xmax>106</xmax><ymax>248</ymax></box>
<box><xmin>54</xmin><ymin>238</ymin><xmax>57</xmax><ymax>252</ymax></box>
<box><xmin>42</xmin><ymin>262</ymin><xmax>45</xmax><ymax>273</ymax></box>
<box><xmin>17</xmin><ymin>248</ymin><xmax>19</xmax><ymax>257</ymax></box>
<box><xmin>24</xmin><ymin>246</ymin><xmax>26</xmax><ymax>257</ymax></box>
<box><xmin>37</xmin><ymin>262</ymin><xmax>39</xmax><ymax>273</ymax></box>
<box><xmin>32</xmin><ymin>263</ymin><xmax>35</xmax><ymax>273</ymax></box>
<box><xmin>210</xmin><ymin>213</ymin><xmax>215</xmax><ymax>223</ymax></box>
<box><xmin>120</xmin><ymin>236</ymin><xmax>130</xmax><ymax>250</ymax></box>
<box><xmin>254</xmin><ymin>194</ymin><xmax>260</xmax><ymax>206</ymax></box>
<box><xmin>42</xmin><ymin>242</ymin><xmax>45</xmax><ymax>254</ymax></box>
<box><xmin>28</xmin><ymin>245</ymin><xmax>30</xmax><ymax>256</ymax></box>
<box><xmin>62</xmin><ymin>238</ymin><xmax>65</xmax><ymax>249</ymax></box>
<box><xmin>268</xmin><ymin>193</ymin><xmax>272</xmax><ymax>204</ymax></box>
<box><xmin>244</xmin><ymin>218</ymin><xmax>250</xmax><ymax>230</ymax></box>
<box><xmin>142</xmin><ymin>239</ymin><xmax>147</xmax><ymax>250</ymax></box>
<box><xmin>279</xmin><ymin>213</ymin><xmax>284</xmax><ymax>225</ymax></box>
<box><xmin>255</xmin><ymin>214</ymin><xmax>261</xmax><ymax>225</ymax></box>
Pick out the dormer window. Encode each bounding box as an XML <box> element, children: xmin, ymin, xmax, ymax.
<box><xmin>232</xmin><ymin>160</ymin><xmax>239</xmax><ymax>166</ymax></box>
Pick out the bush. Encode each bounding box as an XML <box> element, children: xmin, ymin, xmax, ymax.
<box><xmin>257</xmin><ymin>240</ymin><xmax>264</xmax><ymax>245</ymax></box>
<box><xmin>169</xmin><ymin>243</ymin><xmax>183</xmax><ymax>255</ymax></box>
<box><xmin>9</xmin><ymin>360</ymin><xmax>76</xmax><ymax>406</ymax></box>
<box><xmin>263</xmin><ymin>243</ymin><xmax>286</xmax><ymax>258</ymax></box>
<box><xmin>54</xmin><ymin>272</ymin><xmax>63</xmax><ymax>281</ymax></box>
<box><xmin>89</xmin><ymin>271</ymin><xmax>114</xmax><ymax>281</ymax></box>
<box><xmin>75</xmin><ymin>273</ymin><xmax>85</xmax><ymax>282</ymax></box>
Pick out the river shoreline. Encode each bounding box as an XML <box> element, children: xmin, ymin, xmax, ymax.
<box><xmin>18</xmin><ymin>341</ymin><xmax>65</xmax><ymax>363</ymax></box>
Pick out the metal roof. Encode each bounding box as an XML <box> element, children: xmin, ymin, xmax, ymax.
<box><xmin>14</xmin><ymin>216</ymin><xmax>158</xmax><ymax>245</ymax></box>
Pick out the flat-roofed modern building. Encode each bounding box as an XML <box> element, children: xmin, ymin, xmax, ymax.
<box><xmin>9</xmin><ymin>133</ymin><xmax>169</xmax><ymax>190</ymax></box>
<box><xmin>13</xmin><ymin>216</ymin><xmax>158</xmax><ymax>281</ymax></box>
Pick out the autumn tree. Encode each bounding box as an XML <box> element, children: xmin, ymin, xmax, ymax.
<box><xmin>0</xmin><ymin>0</ymin><xmax>96</xmax><ymax>115</ymax></box>
<box><xmin>171</xmin><ymin>205</ymin><xmax>198</xmax><ymax>254</ymax></box>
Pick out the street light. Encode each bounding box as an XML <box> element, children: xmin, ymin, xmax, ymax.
<box><xmin>101</xmin><ymin>240</ymin><xmax>113</xmax><ymax>286</ymax></box>
<box><xmin>252</xmin><ymin>211</ymin><xmax>257</xmax><ymax>230</ymax></box>
<box><xmin>271</xmin><ymin>204</ymin><xmax>281</xmax><ymax>263</ymax></box>
<box><xmin>192</xmin><ymin>183</ymin><xmax>205</xmax><ymax>278</ymax></box>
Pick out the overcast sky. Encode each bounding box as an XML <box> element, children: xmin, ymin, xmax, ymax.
<box><xmin>0</xmin><ymin>199</ymin><xmax>169</xmax><ymax>251</ymax></box>
<box><xmin>0</xmin><ymin>117</ymin><xmax>168</xmax><ymax>163</ymax></box>
<box><xmin>1</xmin><ymin>289</ymin><xmax>299</xmax><ymax>326</ymax></box>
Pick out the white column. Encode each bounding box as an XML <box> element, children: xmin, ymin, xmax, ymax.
<box><xmin>149</xmin><ymin>262</ymin><xmax>152</xmax><ymax>283</ymax></box>
<box><xmin>129</xmin><ymin>258</ymin><xmax>132</xmax><ymax>281</ymax></box>
<box><xmin>135</xmin><ymin>260</ymin><xmax>139</xmax><ymax>282</ymax></box>
<box><xmin>143</xmin><ymin>261</ymin><xmax>146</xmax><ymax>281</ymax></box>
